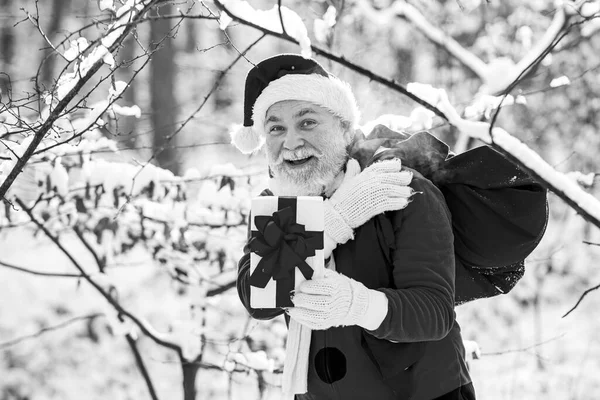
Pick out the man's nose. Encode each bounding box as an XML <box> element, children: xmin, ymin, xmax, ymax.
<box><xmin>283</xmin><ymin>127</ymin><xmax>305</xmax><ymax>150</ymax></box>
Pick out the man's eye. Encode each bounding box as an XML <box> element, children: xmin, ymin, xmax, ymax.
<box><xmin>300</xmin><ymin>120</ymin><xmax>317</xmax><ymax>128</ymax></box>
<box><xmin>268</xmin><ymin>125</ymin><xmax>285</xmax><ymax>135</ymax></box>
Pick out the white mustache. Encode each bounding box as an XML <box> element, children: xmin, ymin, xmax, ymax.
<box><xmin>273</xmin><ymin>148</ymin><xmax>322</xmax><ymax>165</ymax></box>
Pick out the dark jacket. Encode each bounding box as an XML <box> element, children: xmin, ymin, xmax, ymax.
<box><xmin>237</xmin><ymin>169</ymin><xmax>471</xmax><ymax>400</ymax></box>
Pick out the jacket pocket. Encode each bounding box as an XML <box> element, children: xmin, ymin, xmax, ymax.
<box><xmin>361</xmin><ymin>331</ymin><xmax>426</xmax><ymax>398</ymax></box>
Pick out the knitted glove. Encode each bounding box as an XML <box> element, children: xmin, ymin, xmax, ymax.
<box><xmin>287</xmin><ymin>269</ymin><xmax>389</xmax><ymax>331</ymax></box>
<box><xmin>322</xmin><ymin>158</ymin><xmax>413</xmax><ymax>257</ymax></box>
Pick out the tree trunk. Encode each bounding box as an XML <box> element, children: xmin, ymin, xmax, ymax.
<box><xmin>40</xmin><ymin>0</ymin><xmax>70</xmax><ymax>88</ymax></box>
<box><xmin>185</xmin><ymin>16</ymin><xmax>197</xmax><ymax>53</ymax></box>
<box><xmin>182</xmin><ymin>361</ymin><xmax>200</xmax><ymax>400</ymax></box>
<box><xmin>117</xmin><ymin>35</ymin><xmax>138</xmax><ymax>147</ymax></box>
<box><xmin>0</xmin><ymin>0</ymin><xmax>14</xmax><ymax>101</ymax></box>
<box><xmin>390</xmin><ymin>24</ymin><xmax>414</xmax><ymax>83</ymax></box>
<box><xmin>149</xmin><ymin>3</ymin><xmax>178</xmax><ymax>174</ymax></box>
<box><xmin>213</xmin><ymin>30</ymin><xmax>233</xmax><ymax>110</ymax></box>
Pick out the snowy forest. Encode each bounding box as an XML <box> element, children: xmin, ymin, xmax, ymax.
<box><xmin>1</xmin><ymin>0</ymin><xmax>600</xmax><ymax>399</ymax></box>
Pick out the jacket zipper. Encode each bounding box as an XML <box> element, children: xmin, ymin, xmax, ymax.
<box><xmin>324</xmin><ymin>330</ymin><xmax>343</xmax><ymax>400</ymax></box>
<box><xmin>323</xmin><ymin>330</ymin><xmax>333</xmax><ymax>384</ymax></box>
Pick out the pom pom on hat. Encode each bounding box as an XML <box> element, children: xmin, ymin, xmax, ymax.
<box><xmin>230</xmin><ymin>54</ymin><xmax>359</xmax><ymax>154</ymax></box>
<box><xmin>230</xmin><ymin>125</ymin><xmax>264</xmax><ymax>154</ymax></box>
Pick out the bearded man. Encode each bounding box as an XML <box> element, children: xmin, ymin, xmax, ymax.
<box><xmin>232</xmin><ymin>54</ymin><xmax>475</xmax><ymax>400</ymax></box>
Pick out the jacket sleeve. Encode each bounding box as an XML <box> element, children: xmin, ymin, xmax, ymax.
<box><xmin>367</xmin><ymin>170</ymin><xmax>455</xmax><ymax>342</ymax></box>
<box><xmin>236</xmin><ymin>189</ymin><xmax>285</xmax><ymax>320</ymax></box>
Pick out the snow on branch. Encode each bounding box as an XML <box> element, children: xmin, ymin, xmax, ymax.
<box><xmin>15</xmin><ymin>196</ymin><xmax>184</xmax><ymax>354</ymax></box>
<box><xmin>216</xmin><ymin>0</ymin><xmax>311</xmax><ymax>57</ymax></box>
<box><xmin>0</xmin><ymin>0</ymin><xmax>158</xmax><ymax>201</ymax></box>
<box><xmin>356</xmin><ymin>0</ymin><xmax>488</xmax><ymax>79</ymax></box>
<box><xmin>422</xmin><ymin>85</ymin><xmax>600</xmax><ymax>228</ymax></box>
<box><xmin>359</xmin><ymin>0</ymin><xmax>579</xmax><ymax>95</ymax></box>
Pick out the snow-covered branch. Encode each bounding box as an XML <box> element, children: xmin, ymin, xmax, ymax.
<box><xmin>212</xmin><ymin>0</ymin><xmax>448</xmax><ymax>120</ymax></box>
<box><xmin>0</xmin><ymin>0</ymin><xmax>159</xmax><ymax>201</ymax></box>
<box><xmin>15</xmin><ymin>196</ymin><xmax>184</xmax><ymax>355</ymax></box>
<box><xmin>359</xmin><ymin>1</ymin><xmax>580</xmax><ymax>95</ymax></box>
<box><xmin>423</xmin><ymin>86</ymin><xmax>600</xmax><ymax>229</ymax></box>
<box><xmin>356</xmin><ymin>0</ymin><xmax>488</xmax><ymax>79</ymax></box>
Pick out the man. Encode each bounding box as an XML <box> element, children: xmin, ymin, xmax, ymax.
<box><xmin>232</xmin><ymin>54</ymin><xmax>474</xmax><ymax>399</ymax></box>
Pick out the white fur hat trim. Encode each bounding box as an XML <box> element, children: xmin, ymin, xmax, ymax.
<box><xmin>253</xmin><ymin>74</ymin><xmax>360</xmax><ymax>137</ymax></box>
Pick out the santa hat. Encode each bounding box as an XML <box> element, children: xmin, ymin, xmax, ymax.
<box><xmin>231</xmin><ymin>54</ymin><xmax>360</xmax><ymax>154</ymax></box>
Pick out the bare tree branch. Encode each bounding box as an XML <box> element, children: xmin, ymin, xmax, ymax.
<box><xmin>583</xmin><ymin>241</ymin><xmax>600</xmax><ymax>247</ymax></box>
<box><xmin>563</xmin><ymin>282</ymin><xmax>600</xmax><ymax>318</ymax></box>
<box><xmin>73</xmin><ymin>224</ymin><xmax>106</xmax><ymax>273</ymax></box>
<box><xmin>0</xmin><ymin>258</ymin><xmax>84</xmax><ymax>278</ymax></box>
<box><xmin>125</xmin><ymin>332</ymin><xmax>160</xmax><ymax>400</ymax></box>
<box><xmin>277</xmin><ymin>0</ymin><xmax>287</xmax><ymax>36</ymax></box>
<box><xmin>0</xmin><ymin>313</ymin><xmax>104</xmax><ymax>350</ymax></box>
<box><xmin>206</xmin><ymin>280</ymin><xmax>236</xmax><ymax>297</ymax></box>
<box><xmin>481</xmin><ymin>333</ymin><xmax>567</xmax><ymax>357</ymax></box>
<box><xmin>33</xmin><ymin>50</ymin><xmax>154</xmax><ymax>155</ymax></box>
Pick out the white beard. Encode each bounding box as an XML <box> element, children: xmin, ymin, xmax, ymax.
<box><xmin>268</xmin><ymin>133</ymin><xmax>349</xmax><ymax>196</ymax></box>
<box><xmin>269</xmin><ymin>165</ymin><xmax>342</xmax><ymax>196</ymax></box>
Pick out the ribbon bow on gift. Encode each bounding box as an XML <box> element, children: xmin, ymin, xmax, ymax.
<box><xmin>248</xmin><ymin>206</ymin><xmax>323</xmax><ymax>304</ymax></box>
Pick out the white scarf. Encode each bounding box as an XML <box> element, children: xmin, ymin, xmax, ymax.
<box><xmin>271</xmin><ymin>169</ymin><xmax>345</xmax><ymax>397</ymax></box>
<box><xmin>282</xmin><ymin>256</ymin><xmax>336</xmax><ymax>398</ymax></box>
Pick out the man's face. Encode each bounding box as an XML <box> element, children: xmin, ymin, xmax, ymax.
<box><xmin>264</xmin><ymin>100</ymin><xmax>350</xmax><ymax>195</ymax></box>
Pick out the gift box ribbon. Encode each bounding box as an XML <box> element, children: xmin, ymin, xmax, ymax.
<box><xmin>248</xmin><ymin>197</ymin><xmax>324</xmax><ymax>307</ymax></box>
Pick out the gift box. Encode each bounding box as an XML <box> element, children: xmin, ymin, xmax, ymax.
<box><xmin>249</xmin><ymin>196</ymin><xmax>324</xmax><ymax>309</ymax></box>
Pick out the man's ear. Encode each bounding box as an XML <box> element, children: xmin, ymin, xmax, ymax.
<box><xmin>344</xmin><ymin>127</ymin><xmax>361</xmax><ymax>146</ymax></box>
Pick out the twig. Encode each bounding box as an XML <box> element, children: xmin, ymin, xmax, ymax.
<box><xmin>481</xmin><ymin>333</ymin><xmax>567</xmax><ymax>356</ymax></box>
<box><xmin>489</xmin><ymin>12</ymin><xmax>596</xmax><ymax>129</ymax></box>
<box><xmin>0</xmin><ymin>258</ymin><xmax>84</xmax><ymax>278</ymax></box>
<box><xmin>583</xmin><ymin>241</ymin><xmax>600</xmax><ymax>247</ymax></box>
<box><xmin>25</xmin><ymin>6</ymin><xmax>68</xmax><ymax>62</ymax></box>
<box><xmin>563</xmin><ymin>282</ymin><xmax>600</xmax><ymax>318</ymax></box>
<box><xmin>33</xmin><ymin>52</ymin><xmax>154</xmax><ymax>155</ymax></box>
<box><xmin>73</xmin><ymin>225</ymin><xmax>106</xmax><ymax>273</ymax></box>
<box><xmin>489</xmin><ymin>28</ymin><xmax>571</xmax><ymax>130</ymax></box>
<box><xmin>277</xmin><ymin>0</ymin><xmax>287</xmax><ymax>36</ymax></box>
<box><xmin>15</xmin><ymin>197</ymin><xmax>183</xmax><ymax>355</ymax></box>
<box><xmin>207</xmin><ymin>280</ymin><xmax>236</xmax><ymax>297</ymax></box>
<box><xmin>125</xmin><ymin>332</ymin><xmax>160</xmax><ymax>400</ymax></box>
<box><xmin>0</xmin><ymin>313</ymin><xmax>104</xmax><ymax>350</ymax></box>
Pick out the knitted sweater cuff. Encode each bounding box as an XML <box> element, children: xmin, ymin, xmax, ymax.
<box><xmin>359</xmin><ymin>289</ymin><xmax>389</xmax><ymax>331</ymax></box>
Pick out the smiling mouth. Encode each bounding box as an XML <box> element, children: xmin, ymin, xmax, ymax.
<box><xmin>284</xmin><ymin>156</ymin><xmax>315</xmax><ymax>167</ymax></box>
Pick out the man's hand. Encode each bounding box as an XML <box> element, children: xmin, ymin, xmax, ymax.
<box><xmin>287</xmin><ymin>269</ymin><xmax>388</xmax><ymax>331</ymax></box>
<box><xmin>323</xmin><ymin>158</ymin><xmax>413</xmax><ymax>257</ymax></box>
